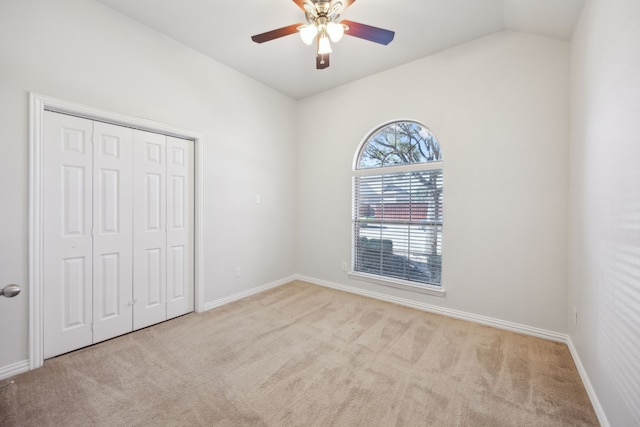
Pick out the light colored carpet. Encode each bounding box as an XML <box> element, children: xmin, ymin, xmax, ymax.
<box><xmin>0</xmin><ymin>281</ymin><xmax>598</xmax><ymax>426</ymax></box>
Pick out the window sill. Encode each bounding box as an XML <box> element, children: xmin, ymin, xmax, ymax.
<box><xmin>348</xmin><ymin>272</ymin><xmax>446</xmax><ymax>297</ymax></box>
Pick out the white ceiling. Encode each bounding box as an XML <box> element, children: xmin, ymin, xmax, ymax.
<box><xmin>95</xmin><ymin>0</ymin><xmax>585</xmax><ymax>100</ymax></box>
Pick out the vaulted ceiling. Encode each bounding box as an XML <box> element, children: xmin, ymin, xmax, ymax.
<box><xmin>96</xmin><ymin>0</ymin><xmax>585</xmax><ymax>99</ymax></box>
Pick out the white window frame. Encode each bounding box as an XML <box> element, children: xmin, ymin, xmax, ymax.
<box><xmin>349</xmin><ymin>120</ymin><xmax>445</xmax><ymax>297</ymax></box>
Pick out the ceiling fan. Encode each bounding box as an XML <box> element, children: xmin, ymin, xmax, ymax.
<box><xmin>251</xmin><ymin>0</ymin><xmax>395</xmax><ymax>70</ymax></box>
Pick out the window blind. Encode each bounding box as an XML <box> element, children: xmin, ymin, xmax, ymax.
<box><xmin>353</xmin><ymin>169</ymin><xmax>443</xmax><ymax>286</ymax></box>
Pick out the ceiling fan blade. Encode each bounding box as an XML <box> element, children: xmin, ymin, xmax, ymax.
<box><xmin>291</xmin><ymin>0</ymin><xmax>307</xmax><ymax>12</ymax></box>
<box><xmin>316</xmin><ymin>53</ymin><xmax>330</xmax><ymax>69</ymax></box>
<box><xmin>251</xmin><ymin>23</ymin><xmax>302</xmax><ymax>43</ymax></box>
<box><xmin>341</xmin><ymin>20</ymin><xmax>395</xmax><ymax>45</ymax></box>
<box><xmin>342</xmin><ymin>0</ymin><xmax>356</xmax><ymax>10</ymax></box>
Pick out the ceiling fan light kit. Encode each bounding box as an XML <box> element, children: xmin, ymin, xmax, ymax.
<box><xmin>317</xmin><ymin>31</ymin><xmax>333</xmax><ymax>54</ymax></box>
<box><xmin>326</xmin><ymin>22</ymin><xmax>346</xmax><ymax>42</ymax></box>
<box><xmin>299</xmin><ymin>24</ymin><xmax>318</xmax><ymax>44</ymax></box>
<box><xmin>251</xmin><ymin>0</ymin><xmax>394</xmax><ymax>70</ymax></box>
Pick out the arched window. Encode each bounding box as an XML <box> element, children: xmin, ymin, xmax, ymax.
<box><xmin>352</xmin><ymin>120</ymin><xmax>444</xmax><ymax>292</ymax></box>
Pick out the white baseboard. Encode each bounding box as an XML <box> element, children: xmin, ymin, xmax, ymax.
<box><xmin>567</xmin><ymin>337</ymin><xmax>610</xmax><ymax>427</ymax></box>
<box><xmin>296</xmin><ymin>274</ymin><xmax>568</xmax><ymax>343</ymax></box>
<box><xmin>202</xmin><ymin>275</ymin><xmax>296</xmax><ymax>311</ymax></box>
<box><xmin>0</xmin><ymin>359</ymin><xmax>29</xmax><ymax>381</ymax></box>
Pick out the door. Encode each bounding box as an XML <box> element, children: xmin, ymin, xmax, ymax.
<box><xmin>132</xmin><ymin>130</ymin><xmax>167</xmax><ymax>329</ymax></box>
<box><xmin>132</xmin><ymin>132</ymin><xmax>194</xmax><ymax>327</ymax></box>
<box><xmin>92</xmin><ymin>121</ymin><xmax>134</xmax><ymax>343</ymax></box>
<box><xmin>43</xmin><ymin>111</ymin><xmax>195</xmax><ymax>359</ymax></box>
<box><xmin>166</xmin><ymin>136</ymin><xmax>195</xmax><ymax>319</ymax></box>
<box><xmin>43</xmin><ymin>112</ymin><xmax>94</xmax><ymax>358</ymax></box>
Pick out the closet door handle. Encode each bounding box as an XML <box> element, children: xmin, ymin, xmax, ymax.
<box><xmin>0</xmin><ymin>284</ymin><xmax>21</xmax><ymax>298</ymax></box>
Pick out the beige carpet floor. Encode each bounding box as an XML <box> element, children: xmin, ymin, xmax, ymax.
<box><xmin>1</xmin><ymin>281</ymin><xmax>598</xmax><ymax>426</ymax></box>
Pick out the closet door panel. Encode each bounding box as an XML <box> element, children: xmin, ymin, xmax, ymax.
<box><xmin>166</xmin><ymin>136</ymin><xmax>194</xmax><ymax>319</ymax></box>
<box><xmin>133</xmin><ymin>130</ymin><xmax>167</xmax><ymax>329</ymax></box>
<box><xmin>43</xmin><ymin>111</ymin><xmax>94</xmax><ymax>359</ymax></box>
<box><xmin>92</xmin><ymin>122</ymin><xmax>134</xmax><ymax>343</ymax></box>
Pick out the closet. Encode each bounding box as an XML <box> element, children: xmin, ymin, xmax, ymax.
<box><xmin>42</xmin><ymin>111</ymin><xmax>194</xmax><ymax>358</ymax></box>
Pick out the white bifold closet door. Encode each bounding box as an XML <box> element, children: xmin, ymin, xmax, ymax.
<box><xmin>92</xmin><ymin>121</ymin><xmax>135</xmax><ymax>344</ymax></box>
<box><xmin>132</xmin><ymin>130</ymin><xmax>194</xmax><ymax>329</ymax></box>
<box><xmin>43</xmin><ymin>112</ymin><xmax>95</xmax><ymax>357</ymax></box>
<box><xmin>43</xmin><ymin>111</ymin><xmax>194</xmax><ymax>359</ymax></box>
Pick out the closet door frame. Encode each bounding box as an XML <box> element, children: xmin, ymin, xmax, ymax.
<box><xmin>29</xmin><ymin>92</ymin><xmax>205</xmax><ymax>370</ymax></box>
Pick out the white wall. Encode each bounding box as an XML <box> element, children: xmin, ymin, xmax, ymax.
<box><xmin>569</xmin><ymin>0</ymin><xmax>640</xmax><ymax>425</ymax></box>
<box><xmin>0</xmin><ymin>0</ymin><xmax>595</xmax><ymax>397</ymax></box>
<box><xmin>297</xmin><ymin>31</ymin><xmax>570</xmax><ymax>333</ymax></box>
<box><xmin>0</xmin><ymin>0</ymin><xmax>297</xmax><ymax>370</ymax></box>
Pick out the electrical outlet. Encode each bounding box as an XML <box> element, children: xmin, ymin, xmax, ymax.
<box><xmin>255</xmin><ymin>195</ymin><xmax>261</xmax><ymax>204</ymax></box>
<box><xmin>342</xmin><ymin>262</ymin><xmax>348</xmax><ymax>272</ymax></box>
<box><xmin>235</xmin><ymin>267</ymin><xmax>241</xmax><ymax>278</ymax></box>
<box><xmin>573</xmin><ymin>306</ymin><xmax>578</xmax><ymax>324</ymax></box>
